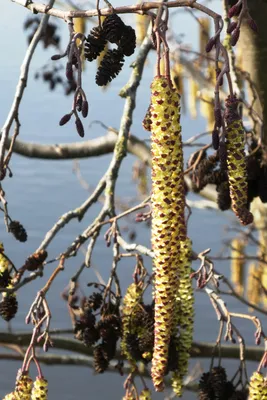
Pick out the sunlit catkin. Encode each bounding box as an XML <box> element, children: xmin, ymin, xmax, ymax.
<box><xmin>230</xmin><ymin>238</ymin><xmax>246</xmax><ymax>295</ymax></box>
<box><xmin>225</xmin><ymin>95</ymin><xmax>253</xmax><ymax>225</ymax></box>
<box><xmin>247</xmin><ymin>263</ymin><xmax>262</xmax><ymax>310</ymax></box>
<box><xmin>249</xmin><ymin>371</ymin><xmax>267</xmax><ymax>399</ymax></box>
<box><xmin>31</xmin><ymin>377</ymin><xmax>48</xmax><ymax>400</ymax></box>
<box><xmin>172</xmin><ymin>238</ymin><xmax>194</xmax><ymax>397</ymax></box>
<box><xmin>150</xmin><ymin>76</ymin><xmax>190</xmax><ymax>391</ymax></box>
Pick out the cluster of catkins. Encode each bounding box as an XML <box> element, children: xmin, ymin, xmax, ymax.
<box><xmin>24</xmin><ymin>16</ymin><xmax>60</xmax><ymax>48</ymax></box>
<box><xmin>73</xmin><ymin>290</ymin><xmax>121</xmax><ymax>373</ymax></box>
<box><xmin>0</xmin><ymin>246</ymin><xmax>47</xmax><ymax>323</ymax></box>
<box><xmin>142</xmin><ymin>76</ymin><xmax>194</xmax><ymax>395</ymax></box>
<box><xmin>84</xmin><ymin>14</ymin><xmax>136</xmax><ymax>86</ymax></box>
<box><xmin>3</xmin><ymin>370</ymin><xmax>48</xmax><ymax>400</ymax></box>
<box><xmin>190</xmin><ymin>95</ymin><xmax>267</xmax><ymax>225</ymax></box>
<box><xmin>198</xmin><ymin>366</ymin><xmax>248</xmax><ymax>400</ymax></box>
<box><xmin>0</xmin><ymin>243</ymin><xmax>18</xmax><ymax>322</ymax></box>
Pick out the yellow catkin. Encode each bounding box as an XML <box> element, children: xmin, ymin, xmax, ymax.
<box><xmin>249</xmin><ymin>371</ymin><xmax>267</xmax><ymax>399</ymax></box>
<box><xmin>31</xmin><ymin>377</ymin><xmax>48</xmax><ymax>400</ymax></box>
<box><xmin>188</xmin><ymin>77</ymin><xmax>199</xmax><ymax>119</ymax></box>
<box><xmin>247</xmin><ymin>263</ymin><xmax>262</xmax><ymax>310</ymax></box>
<box><xmin>199</xmin><ymin>17</ymin><xmax>210</xmax><ymax>56</ymax></box>
<box><xmin>135</xmin><ymin>4</ymin><xmax>150</xmax><ymax>45</ymax></box>
<box><xmin>230</xmin><ymin>238</ymin><xmax>246</xmax><ymax>295</ymax></box>
<box><xmin>199</xmin><ymin>90</ymin><xmax>214</xmax><ymax>132</ymax></box>
<box><xmin>225</xmin><ymin>96</ymin><xmax>253</xmax><ymax>225</ymax></box>
<box><xmin>0</xmin><ymin>243</ymin><xmax>11</xmax><ymax>274</ymax></box>
<box><xmin>172</xmin><ymin>238</ymin><xmax>194</xmax><ymax>397</ymax></box>
<box><xmin>139</xmin><ymin>389</ymin><xmax>152</xmax><ymax>400</ymax></box>
<box><xmin>150</xmin><ymin>76</ymin><xmax>193</xmax><ymax>392</ymax></box>
<box><xmin>121</xmin><ymin>283</ymin><xmax>143</xmax><ymax>362</ymax></box>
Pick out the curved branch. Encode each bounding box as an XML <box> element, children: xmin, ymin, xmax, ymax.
<box><xmin>0</xmin><ymin>331</ymin><xmax>263</xmax><ymax>363</ymax></box>
<box><xmin>12</xmin><ymin>0</ymin><xmax>218</xmax><ymax>20</ymax></box>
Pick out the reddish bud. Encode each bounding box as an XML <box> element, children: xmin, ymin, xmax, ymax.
<box><xmin>51</xmin><ymin>54</ymin><xmax>61</xmax><ymax>61</ymax></box>
<box><xmin>66</xmin><ymin>62</ymin><xmax>73</xmax><ymax>81</ymax></box>
<box><xmin>205</xmin><ymin>37</ymin><xmax>216</xmax><ymax>53</ymax></box>
<box><xmin>212</xmin><ymin>129</ymin><xmax>220</xmax><ymax>150</ymax></box>
<box><xmin>75</xmin><ymin>117</ymin><xmax>84</xmax><ymax>137</ymax></box>
<box><xmin>59</xmin><ymin>113</ymin><xmax>72</xmax><ymax>126</ymax></box>
<box><xmin>247</xmin><ymin>18</ymin><xmax>258</xmax><ymax>33</ymax></box>
<box><xmin>227</xmin><ymin>21</ymin><xmax>238</xmax><ymax>34</ymax></box>
<box><xmin>230</xmin><ymin>28</ymin><xmax>240</xmax><ymax>46</ymax></box>
<box><xmin>82</xmin><ymin>100</ymin><xmax>89</xmax><ymax>118</ymax></box>
<box><xmin>76</xmin><ymin>95</ymin><xmax>82</xmax><ymax>112</ymax></box>
<box><xmin>228</xmin><ymin>4</ymin><xmax>241</xmax><ymax>18</ymax></box>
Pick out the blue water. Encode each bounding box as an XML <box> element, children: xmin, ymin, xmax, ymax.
<box><xmin>0</xmin><ymin>1</ymin><xmax>265</xmax><ymax>399</ymax></box>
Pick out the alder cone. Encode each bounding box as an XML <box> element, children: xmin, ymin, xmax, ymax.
<box><xmin>119</xmin><ymin>25</ymin><xmax>136</xmax><ymax>56</ymax></box>
<box><xmin>102</xmin><ymin>14</ymin><xmax>125</xmax><ymax>43</ymax></box>
<box><xmin>95</xmin><ymin>49</ymin><xmax>124</xmax><ymax>86</ymax></box>
<box><xmin>84</xmin><ymin>27</ymin><xmax>107</xmax><ymax>61</ymax></box>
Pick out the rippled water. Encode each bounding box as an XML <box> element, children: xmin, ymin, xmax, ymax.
<box><xmin>0</xmin><ymin>2</ymin><xmax>263</xmax><ymax>399</ymax></box>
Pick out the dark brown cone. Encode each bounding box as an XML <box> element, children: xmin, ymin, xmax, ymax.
<box><xmin>96</xmin><ymin>49</ymin><xmax>124</xmax><ymax>86</ymax></box>
<box><xmin>9</xmin><ymin>220</ymin><xmax>27</xmax><ymax>242</ymax></box>
<box><xmin>24</xmin><ymin>250</ymin><xmax>48</xmax><ymax>272</ymax></box>
<box><xmin>102</xmin><ymin>14</ymin><xmax>125</xmax><ymax>43</ymax></box>
<box><xmin>84</xmin><ymin>27</ymin><xmax>107</xmax><ymax>62</ymax></box>
<box><xmin>0</xmin><ymin>295</ymin><xmax>18</xmax><ymax>321</ymax></box>
<box><xmin>119</xmin><ymin>25</ymin><xmax>136</xmax><ymax>56</ymax></box>
<box><xmin>94</xmin><ymin>344</ymin><xmax>109</xmax><ymax>373</ymax></box>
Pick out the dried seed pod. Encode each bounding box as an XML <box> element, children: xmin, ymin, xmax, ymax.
<box><xmin>84</xmin><ymin>27</ymin><xmax>107</xmax><ymax>62</ymax></box>
<box><xmin>0</xmin><ymin>293</ymin><xmax>18</xmax><ymax>321</ymax></box>
<box><xmin>31</xmin><ymin>377</ymin><xmax>48</xmax><ymax>400</ymax></box>
<box><xmin>59</xmin><ymin>113</ymin><xmax>72</xmax><ymax>126</ymax></box>
<box><xmin>225</xmin><ymin>95</ymin><xmax>253</xmax><ymax>225</ymax></box>
<box><xmin>102</xmin><ymin>14</ymin><xmax>125</xmax><ymax>43</ymax></box>
<box><xmin>75</xmin><ymin>117</ymin><xmax>85</xmax><ymax>137</ymax></box>
<box><xmin>119</xmin><ymin>25</ymin><xmax>136</xmax><ymax>56</ymax></box>
<box><xmin>23</xmin><ymin>250</ymin><xmax>48</xmax><ymax>272</ymax></box>
<box><xmin>9</xmin><ymin>220</ymin><xmax>27</xmax><ymax>242</ymax></box>
<box><xmin>94</xmin><ymin>344</ymin><xmax>109</xmax><ymax>373</ymax></box>
<box><xmin>96</xmin><ymin>49</ymin><xmax>124</xmax><ymax>86</ymax></box>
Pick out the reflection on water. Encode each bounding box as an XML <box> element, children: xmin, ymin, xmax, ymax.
<box><xmin>0</xmin><ymin>2</ymin><xmax>263</xmax><ymax>399</ymax></box>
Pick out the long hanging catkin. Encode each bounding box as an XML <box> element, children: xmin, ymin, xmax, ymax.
<box><xmin>150</xmin><ymin>76</ymin><xmax>193</xmax><ymax>393</ymax></box>
<box><xmin>225</xmin><ymin>95</ymin><xmax>253</xmax><ymax>225</ymax></box>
